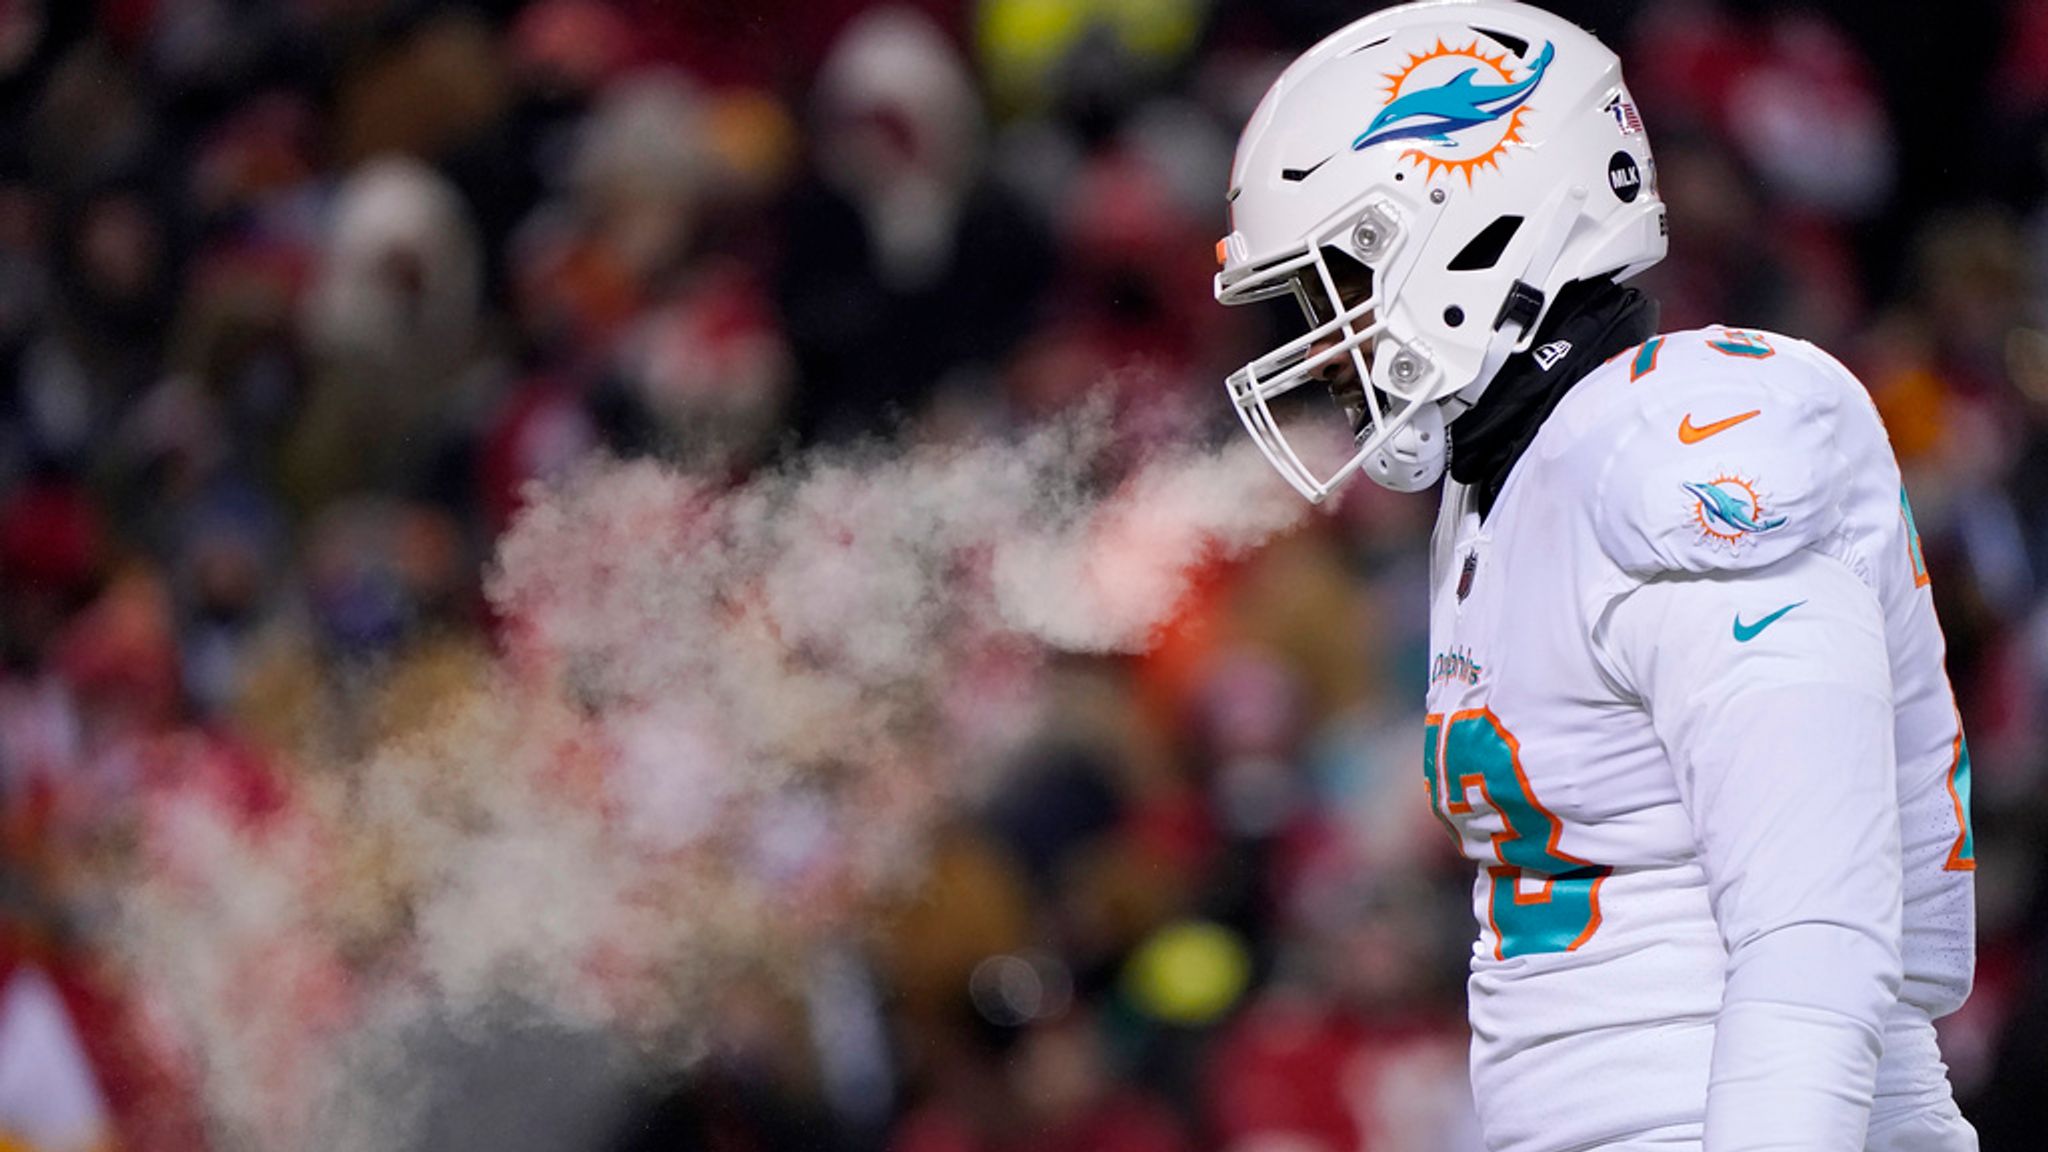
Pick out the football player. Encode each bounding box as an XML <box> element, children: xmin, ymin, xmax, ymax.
<box><xmin>1211</xmin><ymin>2</ymin><xmax>1978</xmax><ymax>1150</ymax></box>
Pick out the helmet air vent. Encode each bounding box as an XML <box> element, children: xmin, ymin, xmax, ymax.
<box><xmin>1474</xmin><ymin>27</ymin><xmax>1529</xmax><ymax>56</ymax></box>
<box><xmin>1280</xmin><ymin>156</ymin><xmax>1333</xmax><ymax>182</ymax></box>
<box><xmin>1447</xmin><ymin>215</ymin><xmax>1525</xmax><ymax>272</ymax></box>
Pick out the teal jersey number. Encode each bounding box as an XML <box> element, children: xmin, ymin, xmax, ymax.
<box><xmin>1707</xmin><ymin>328</ymin><xmax>1776</xmax><ymax>359</ymax></box>
<box><xmin>1901</xmin><ymin>485</ymin><xmax>1932</xmax><ymax>589</ymax></box>
<box><xmin>1902</xmin><ymin>483</ymin><xmax>1974</xmax><ymax>871</ymax></box>
<box><xmin>1947</xmin><ymin>727</ymin><xmax>1976</xmax><ymax>872</ymax></box>
<box><xmin>1426</xmin><ymin>710</ymin><xmax>1610</xmax><ymax>959</ymax></box>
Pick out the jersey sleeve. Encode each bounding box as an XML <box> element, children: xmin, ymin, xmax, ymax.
<box><xmin>1588</xmin><ymin>349</ymin><xmax>1851</xmax><ymax>577</ymax></box>
<box><xmin>1595</xmin><ymin>548</ymin><xmax>1903</xmax><ymax>1152</ymax></box>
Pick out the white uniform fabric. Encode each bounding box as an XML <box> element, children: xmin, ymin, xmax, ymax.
<box><xmin>1423</xmin><ymin>327</ymin><xmax>1976</xmax><ymax>1152</ymax></box>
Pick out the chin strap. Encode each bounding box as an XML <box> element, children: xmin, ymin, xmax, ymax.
<box><xmin>1470</xmin><ymin>182</ymin><xmax>1591</xmax><ymax>401</ymax></box>
<box><xmin>1364</xmin><ymin>397</ymin><xmax>1448</xmax><ymax>493</ymax></box>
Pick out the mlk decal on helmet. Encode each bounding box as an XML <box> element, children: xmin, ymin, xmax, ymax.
<box><xmin>1354</xmin><ymin>38</ymin><xmax>1555</xmax><ymax>183</ymax></box>
<box><xmin>1214</xmin><ymin>1</ymin><xmax>1666</xmax><ymax>503</ymax></box>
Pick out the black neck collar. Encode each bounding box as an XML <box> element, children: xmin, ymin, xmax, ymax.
<box><xmin>1448</xmin><ymin>278</ymin><xmax>1660</xmax><ymax>518</ymax></box>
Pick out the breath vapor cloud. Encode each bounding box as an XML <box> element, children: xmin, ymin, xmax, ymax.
<box><xmin>102</xmin><ymin>407</ymin><xmax>1308</xmax><ymax>1149</ymax></box>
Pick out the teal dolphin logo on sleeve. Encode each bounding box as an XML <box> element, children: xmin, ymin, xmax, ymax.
<box><xmin>1684</xmin><ymin>479</ymin><xmax>1787</xmax><ymax>539</ymax></box>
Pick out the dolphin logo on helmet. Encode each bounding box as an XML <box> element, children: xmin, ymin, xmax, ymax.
<box><xmin>1354</xmin><ymin>41</ymin><xmax>1555</xmax><ymax>151</ymax></box>
<box><xmin>1214</xmin><ymin>1</ymin><xmax>1666</xmax><ymax>503</ymax></box>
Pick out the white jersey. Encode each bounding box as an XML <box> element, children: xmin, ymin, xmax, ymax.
<box><xmin>1424</xmin><ymin>327</ymin><xmax>1976</xmax><ymax>1152</ymax></box>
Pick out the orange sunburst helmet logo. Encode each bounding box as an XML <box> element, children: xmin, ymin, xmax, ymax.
<box><xmin>1356</xmin><ymin>38</ymin><xmax>1552</xmax><ymax>185</ymax></box>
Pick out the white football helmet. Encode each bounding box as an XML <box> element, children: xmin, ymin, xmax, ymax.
<box><xmin>1215</xmin><ymin>0</ymin><xmax>1666</xmax><ymax>501</ymax></box>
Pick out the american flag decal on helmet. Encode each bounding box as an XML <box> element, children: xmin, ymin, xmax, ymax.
<box><xmin>1605</xmin><ymin>93</ymin><xmax>1644</xmax><ymax>135</ymax></box>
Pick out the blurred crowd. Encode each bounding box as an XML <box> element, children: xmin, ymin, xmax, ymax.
<box><xmin>0</xmin><ymin>0</ymin><xmax>2045</xmax><ymax>1149</ymax></box>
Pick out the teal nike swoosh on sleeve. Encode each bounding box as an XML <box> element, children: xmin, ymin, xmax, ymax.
<box><xmin>1733</xmin><ymin>600</ymin><xmax>1806</xmax><ymax>643</ymax></box>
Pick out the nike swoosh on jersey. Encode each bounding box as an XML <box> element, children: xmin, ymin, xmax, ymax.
<box><xmin>1733</xmin><ymin>600</ymin><xmax>1805</xmax><ymax>643</ymax></box>
<box><xmin>1678</xmin><ymin>409</ymin><xmax>1762</xmax><ymax>444</ymax></box>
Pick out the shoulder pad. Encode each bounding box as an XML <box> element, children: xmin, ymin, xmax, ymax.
<box><xmin>1576</xmin><ymin>329</ymin><xmax>1857</xmax><ymax>576</ymax></box>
